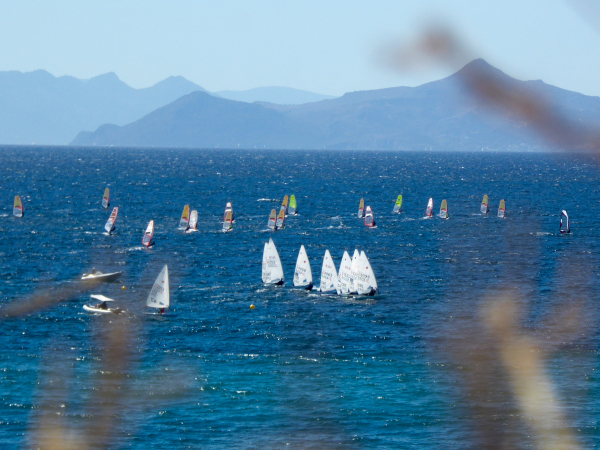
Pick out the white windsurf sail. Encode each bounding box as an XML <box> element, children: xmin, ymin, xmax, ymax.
<box><xmin>365</xmin><ymin>206</ymin><xmax>375</xmax><ymax>227</ymax></box>
<box><xmin>189</xmin><ymin>210</ymin><xmax>198</xmax><ymax>230</ymax></box>
<box><xmin>358</xmin><ymin>198</ymin><xmax>365</xmax><ymax>218</ymax></box>
<box><xmin>179</xmin><ymin>205</ymin><xmax>190</xmax><ymax>230</ymax></box>
<box><xmin>13</xmin><ymin>195</ymin><xmax>23</xmax><ymax>218</ymax></box>
<box><xmin>293</xmin><ymin>245</ymin><xmax>313</xmax><ymax>290</ymax></box>
<box><xmin>336</xmin><ymin>251</ymin><xmax>353</xmax><ymax>295</ymax></box>
<box><xmin>102</xmin><ymin>188</ymin><xmax>110</xmax><ymax>209</ymax></box>
<box><xmin>267</xmin><ymin>209</ymin><xmax>277</xmax><ymax>230</ymax></box>
<box><xmin>481</xmin><ymin>195</ymin><xmax>489</xmax><ymax>214</ymax></box>
<box><xmin>498</xmin><ymin>200</ymin><xmax>506</xmax><ymax>218</ymax></box>
<box><xmin>146</xmin><ymin>264</ymin><xmax>170</xmax><ymax>310</ymax></box>
<box><xmin>223</xmin><ymin>210</ymin><xmax>233</xmax><ymax>232</ymax></box>
<box><xmin>425</xmin><ymin>198</ymin><xmax>433</xmax><ymax>217</ymax></box>
<box><xmin>319</xmin><ymin>249</ymin><xmax>338</xmax><ymax>293</ymax></box>
<box><xmin>142</xmin><ymin>220</ymin><xmax>154</xmax><ymax>247</ymax></box>
<box><xmin>560</xmin><ymin>210</ymin><xmax>570</xmax><ymax>234</ymax></box>
<box><xmin>275</xmin><ymin>206</ymin><xmax>286</xmax><ymax>229</ymax></box>
<box><xmin>438</xmin><ymin>199</ymin><xmax>449</xmax><ymax>219</ymax></box>
<box><xmin>356</xmin><ymin>251</ymin><xmax>378</xmax><ymax>296</ymax></box>
<box><xmin>393</xmin><ymin>195</ymin><xmax>403</xmax><ymax>214</ymax></box>
<box><xmin>263</xmin><ymin>238</ymin><xmax>284</xmax><ymax>284</ymax></box>
<box><xmin>104</xmin><ymin>207</ymin><xmax>118</xmax><ymax>234</ymax></box>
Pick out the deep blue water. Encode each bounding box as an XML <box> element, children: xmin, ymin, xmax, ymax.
<box><xmin>1</xmin><ymin>147</ymin><xmax>599</xmax><ymax>449</ymax></box>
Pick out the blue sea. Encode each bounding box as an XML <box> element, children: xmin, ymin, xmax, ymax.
<box><xmin>1</xmin><ymin>147</ymin><xmax>599</xmax><ymax>449</ymax></box>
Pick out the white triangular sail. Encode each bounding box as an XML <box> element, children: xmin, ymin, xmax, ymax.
<box><xmin>560</xmin><ymin>210</ymin><xmax>570</xmax><ymax>234</ymax></box>
<box><xmin>142</xmin><ymin>220</ymin><xmax>154</xmax><ymax>247</ymax></box>
<box><xmin>263</xmin><ymin>238</ymin><xmax>284</xmax><ymax>284</ymax></box>
<box><xmin>104</xmin><ymin>207</ymin><xmax>118</xmax><ymax>234</ymax></box>
<box><xmin>336</xmin><ymin>251</ymin><xmax>353</xmax><ymax>295</ymax></box>
<box><xmin>293</xmin><ymin>245</ymin><xmax>313</xmax><ymax>289</ymax></box>
<box><xmin>146</xmin><ymin>265</ymin><xmax>170</xmax><ymax>309</ymax></box>
<box><xmin>425</xmin><ymin>198</ymin><xmax>433</xmax><ymax>217</ymax></box>
<box><xmin>189</xmin><ymin>210</ymin><xmax>198</xmax><ymax>229</ymax></box>
<box><xmin>349</xmin><ymin>249</ymin><xmax>360</xmax><ymax>294</ymax></box>
<box><xmin>319</xmin><ymin>249</ymin><xmax>338</xmax><ymax>293</ymax></box>
<box><xmin>356</xmin><ymin>251</ymin><xmax>378</xmax><ymax>296</ymax></box>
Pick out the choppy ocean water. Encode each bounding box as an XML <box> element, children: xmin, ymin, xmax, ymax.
<box><xmin>1</xmin><ymin>146</ymin><xmax>599</xmax><ymax>449</ymax></box>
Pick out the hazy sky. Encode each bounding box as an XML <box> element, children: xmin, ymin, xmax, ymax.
<box><xmin>1</xmin><ymin>0</ymin><xmax>599</xmax><ymax>96</ymax></box>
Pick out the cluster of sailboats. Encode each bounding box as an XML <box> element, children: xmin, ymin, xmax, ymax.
<box><xmin>261</xmin><ymin>238</ymin><xmax>378</xmax><ymax>296</ymax></box>
<box><xmin>267</xmin><ymin>195</ymin><xmax>297</xmax><ymax>230</ymax></box>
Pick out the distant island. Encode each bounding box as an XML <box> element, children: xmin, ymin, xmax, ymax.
<box><xmin>71</xmin><ymin>59</ymin><xmax>600</xmax><ymax>151</ymax></box>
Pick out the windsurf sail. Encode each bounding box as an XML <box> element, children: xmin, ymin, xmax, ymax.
<box><xmin>179</xmin><ymin>205</ymin><xmax>190</xmax><ymax>230</ymax></box>
<box><xmin>104</xmin><ymin>207</ymin><xmax>118</xmax><ymax>234</ymax></box>
<box><xmin>481</xmin><ymin>195</ymin><xmax>489</xmax><ymax>214</ymax></box>
<box><xmin>267</xmin><ymin>209</ymin><xmax>277</xmax><ymax>230</ymax></box>
<box><xmin>189</xmin><ymin>210</ymin><xmax>198</xmax><ymax>230</ymax></box>
<box><xmin>425</xmin><ymin>198</ymin><xmax>433</xmax><ymax>217</ymax></box>
<box><xmin>439</xmin><ymin>199</ymin><xmax>449</xmax><ymax>219</ymax></box>
<box><xmin>142</xmin><ymin>220</ymin><xmax>154</xmax><ymax>247</ymax></box>
<box><xmin>393</xmin><ymin>195</ymin><xmax>403</xmax><ymax>214</ymax></box>
<box><xmin>498</xmin><ymin>200</ymin><xmax>506</xmax><ymax>218</ymax></box>
<box><xmin>560</xmin><ymin>210</ymin><xmax>570</xmax><ymax>234</ymax></box>
<box><xmin>262</xmin><ymin>238</ymin><xmax>284</xmax><ymax>284</ymax></box>
<box><xmin>293</xmin><ymin>245</ymin><xmax>313</xmax><ymax>290</ymax></box>
<box><xmin>146</xmin><ymin>265</ymin><xmax>170</xmax><ymax>310</ymax></box>
<box><xmin>223</xmin><ymin>211</ymin><xmax>233</xmax><ymax>232</ymax></box>
<box><xmin>358</xmin><ymin>198</ymin><xmax>365</xmax><ymax>218</ymax></box>
<box><xmin>102</xmin><ymin>188</ymin><xmax>110</xmax><ymax>208</ymax></box>
<box><xmin>336</xmin><ymin>251</ymin><xmax>354</xmax><ymax>295</ymax></box>
<box><xmin>356</xmin><ymin>251</ymin><xmax>378</xmax><ymax>296</ymax></box>
<box><xmin>289</xmin><ymin>195</ymin><xmax>297</xmax><ymax>215</ymax></box>
<box><xmin>13</xmin><ymin>195</ymin><xmax>23</xmax><ymax>218</ymax></box>
<box><xmin>365</xmin><ymin>206</ymin><xmax>375</xmax><ymax>227</ymax></box>
<box><xmin>224</xmin><ymin>202</ymin><xmax>233</xmax><ymax>222</ymax></box>
<box><xmin>319</xmin><ymin>249</ymin><xmax>338</xmax><ymax>293</ymax></box>
<box><xmin>282</xmin><ymin>195</ymin><xmax>289</xmax><ymax>215</ymax></box>
<box><xmin>275</xmin><ymin>206</ymin><xmax>286</xmax><ymax>229</ymax></box>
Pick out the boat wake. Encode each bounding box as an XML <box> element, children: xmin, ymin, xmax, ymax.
<box><xmin>257</xmin><ymin>198</ymin><xmax>275</xmax><ymax>202</ymax></box>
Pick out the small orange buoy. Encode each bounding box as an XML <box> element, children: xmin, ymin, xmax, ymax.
<box><xmin>250</xmin><ymin>304</ymin><xmax>255</xmax><ymax>310</ymax></box>
<box><xmin>122</xmin><ymin>286</ymin><xmax>127</xmax><ymax>290</ymax></box>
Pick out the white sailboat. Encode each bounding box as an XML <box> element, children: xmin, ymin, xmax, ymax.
<box><xmin>336</xmin><ymin>251</ymin><xmax>354</xmax><ymax>295</ymax></box>
<box><xmin>189</xmin><ymin>210</ymin><xmax>199</xmax><ymax>230</ymax></box>
<box><xmin>81</xmin><ymin>269</ymin><xmax>122</xmax><ymax>282</ymax></box>
<box><xmin>146</xmin><ymin>265</ymin><xmax>170</xmax><ymax>314</ymax></box>
<box><xmin>349</xmin><ymin>249</ymin><xmax>360</xmax><ymax>294</ymax></box>
<box><xmin>355</xmin><ymin>251</ymin><xmax>378</xmax><ymax>296</ymax></box>
<box><xmin>104</xmin><ymin>207</ymin><xmax>118</xmax><ymax>234</ymax></box>
<box><xmin>262</xmin><ymin>238</ymin><xmax>284</xmax><ymax>285</ymax></box>
<box><xmin>142</xmin><ymin>220</ymin><xmax>154</xmax><ymax>247</ymax></box>
<box><xmin>293</xmin><ymin>245</ymin><xmax>313</xmax><ymax>290</ymax></box>
<box><xmin>83</xmin><ymin>294</ymin><xmax>124</xmax><ymax>314</ymax></box>
<box><xmin>319</xmin><ymin>249</ymin><xmax>338</xmax><ymax>293</ymax></box>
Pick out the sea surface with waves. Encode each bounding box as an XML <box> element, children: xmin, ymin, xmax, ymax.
<box><xmin>1</xmin><ymin>146</ymin><xmax>599</xmax><ymax>449</ymax></box>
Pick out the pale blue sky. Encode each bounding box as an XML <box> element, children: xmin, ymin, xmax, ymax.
<box><xmin>0</xmin><ymin>0</ymin><xmax>599</xmax><ymax>96</ymax></box>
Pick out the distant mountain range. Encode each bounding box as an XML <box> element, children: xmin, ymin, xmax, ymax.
<box><xmin>0</xmin><ymin>70</ymin><xmax>205</xmax><ymax>145</ymax></box>
<box><xmin>0</xmin><ymin>71</ymin><xmax>336</xmax><ymax>145</ymax></box>
<box><xmin>71</xmin><ymin>59</ymin><xmax>600</xmax><ymax>151</ymax></box>
<box><xmin>214</xmin><ymin>87</ymin><xmax>335</xmax><ymax>105</ymax></box>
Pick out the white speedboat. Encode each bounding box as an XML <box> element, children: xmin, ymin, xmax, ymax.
<box><xmin>81</xmin><ymin>269</ymin><xmax>122</xmax><ymax>282</ymax></box>
<box><xmin>83</xmin><ymin>294</ymin><xmax>124</xmax><ymax>314</ymax></box>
